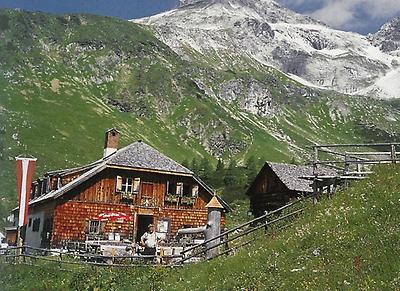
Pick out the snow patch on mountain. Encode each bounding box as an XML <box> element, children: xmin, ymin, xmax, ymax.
<box><xmin>133</xmin><ymin>0</ymin><xmax>400</xmax><ymax>99</ymax></box>
<box><xmin>358</xmin><ymin>68</ymin><xmax>400</xmax><ymax>99</ymax></box>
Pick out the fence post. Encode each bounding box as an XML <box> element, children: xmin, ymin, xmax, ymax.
<box><xmin>223</xmin><ymin>234</ymin><xmax>229</xmax><ymax>252</ymax></box>
<box><xmin>391</xmin><ymin>145</ymin><xmax>397</xmax><ymax>164</ymax></box>
<box><xmin>312</xmin><ymin>181</ymin><xmax>318</xmax><ymax>204</ymax></box>
<box><xmin>344</xmin><ymin>153</ymin><xmax>350</xmax><ymax>175</ymax></box>
<box><xmin>22</xmin><ymin>246</ymin><xmax>26</xmax><ymax>264</ymax></box>
<box><xmin>313</xmin><ymin>147</ymin><xmax>318</xmax><ymax>176</ymax></box>
<box><xmin>312</xmin><ymin>146</ymin><xmax>319</xmax><ymax>204</ymax></box>
<box><xmin>264</xmin><ymin>211</ymin><xmax>268</xmax><ymax>234</ymax></box>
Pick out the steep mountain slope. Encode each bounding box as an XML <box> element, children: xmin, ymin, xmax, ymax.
<box><xmin>362</xmin><ymin>18</ymin><xmax>400</xmax><ymax>99</ymax></box>
<box><xmin>134</xmin><ymin>0</ymin><xmax>400</xmax><ymax>98</ymax></box>
<box><xmin>0</xmin><ymin>9</ymin><xmax>400</xmax><ymax>224</ymax></box>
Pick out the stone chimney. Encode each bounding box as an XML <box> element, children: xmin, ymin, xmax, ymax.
<box><xmin>104</xmin><ymin>128</ymin><xmax>120</xmax><ymax>158</ymax></box>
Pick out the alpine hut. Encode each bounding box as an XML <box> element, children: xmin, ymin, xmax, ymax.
<box><xmin>10</xmin><ymin>129</ymin><xmax>230</xmax><ymax>248</ymax></box>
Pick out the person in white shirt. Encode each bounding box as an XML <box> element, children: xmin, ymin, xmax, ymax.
<box><xmin>140</xmin><ymin>224</ymin><xmax>162</xmax><ymax>256</ymax></box>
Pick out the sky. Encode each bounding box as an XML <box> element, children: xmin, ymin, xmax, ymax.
<box><xmin>0</xmin><ymin>0</ymin><xmax>399</xmax><ymax>34</ymax></box>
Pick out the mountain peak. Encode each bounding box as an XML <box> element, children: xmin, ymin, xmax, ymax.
<box><xmin>369</xmin><ymin>16</ymin><xmax>400</xmax><ymax>55</ymax></box>
<box><xmin>137</xmin><ymin>0</ymin><xmax>318</xmax><ymax>29</ymax></box>
<box><xmin>179</xmin><ymin>0</ymin><xmax>203</xmax><ymax>7</ymax></box>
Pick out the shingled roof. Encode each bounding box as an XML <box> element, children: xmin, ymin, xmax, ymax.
<box><xmin>106</xmin><ymin>141</ymin><xmax>193</xmax><ymax>174</ymax></box>
<box><xmin>25</xmin><ymin>141</ymin><xmax>233</xmax><ymax>211</ymax></box>
<box><xmin>267</xmin><ymin>162</ymin><xmax>337</xmax><ymax>193</ymax></box>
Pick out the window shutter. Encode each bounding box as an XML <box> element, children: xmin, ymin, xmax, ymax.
<box><xmin>116</xmin><ymin>176</ymin><xmax>122</xmax><ymax>192</ymax></box>
<box><xmin>133</xmin><ymin>178</ymin><xmax>140</xmax><ymax>193</ymax></box>
<box><xmin>192</xmin><ymin>185</ymin><xmax>199</xmax><ymax>198</ymax></box>
<box><xmin>176</xmin><ymin>182</ymin><xmax>183</xmax><ymax>196</ymax></box>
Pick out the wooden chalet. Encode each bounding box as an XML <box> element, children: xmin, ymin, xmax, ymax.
<box><xmin>246</xmin><ymin>162</ymin><xmax>335</xmax><ymax>217</ymax></box>
<box><xmin>11</xmin><ymin>129</ymin><xmax>230</xmax><ymax>248</ymax></box>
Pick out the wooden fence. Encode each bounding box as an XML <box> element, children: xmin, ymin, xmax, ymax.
<box><xmin>310</xmin><ymin>142</ymin><xmax>400</xmax><ymax>176</ymax></box>
<box><xmin>0</xmin><ymin>198</ymin><xmax>308</xmax><ymax>268</ymax></box>
<box><xmin>177</xmin><ymin>197</ymin><xmax>308</xmax><ymax>263</ymax></box>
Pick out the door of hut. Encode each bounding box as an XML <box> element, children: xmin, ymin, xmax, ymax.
<box><xmin>136</xmin><ymin>214</ymin><xmax>154</xmax><ymax>243</ymax></box>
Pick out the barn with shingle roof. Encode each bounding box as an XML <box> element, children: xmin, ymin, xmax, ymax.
<box><xmin>246</xmin><ymin>162</ymin><xmax>336</xmax><ymax>216</ymax></box>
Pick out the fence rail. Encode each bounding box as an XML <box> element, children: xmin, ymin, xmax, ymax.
<box><xmin>1</xmin><ymin>198</ymin><xmax>308</xmax><ymax>268</ymax></box>
<box><xmin>177</xmin><ymin>198</ymin><xmax>308</xmax><ymax>264</ymax></box>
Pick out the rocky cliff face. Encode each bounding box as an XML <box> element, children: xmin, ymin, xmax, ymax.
<box><xmin>369</xmin><ymin>17</ymin><xmax>400</xmax><ymax>56</ymax></box>
<box><xmin>134</xmin><ymin>0</ymin><xmax>400</xmax><ymax>99</ymax></box>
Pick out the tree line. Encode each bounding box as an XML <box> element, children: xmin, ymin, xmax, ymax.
<box><xmin>181</xmin><ymin>156</ymin><xmax>265</xmax><ymax>202</ymax></box>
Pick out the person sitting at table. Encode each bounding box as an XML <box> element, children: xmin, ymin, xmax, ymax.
<box><xmin>140</xmin><ymin>224</ymin><xmax>162</xmax><ymax>257</ymax></box>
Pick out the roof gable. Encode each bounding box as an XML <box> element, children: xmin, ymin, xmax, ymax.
<box><xmin>106</xmin><ymin>141</ymin><xmax>193</xmax><ymax>175</ymax></box>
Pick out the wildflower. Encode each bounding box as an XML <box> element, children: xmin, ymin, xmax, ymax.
<box><xmin>290</xmin><ymin>266</ymin><xmax>305</xmax><ymax>272</ymax></box>
<box><xmin>312</xmin><ymin>248</ymin><xmax>321</xmax><ymax>256</ymax></box>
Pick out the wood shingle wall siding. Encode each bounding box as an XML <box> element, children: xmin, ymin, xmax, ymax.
<box><xmin>158</xmin><ymin>209</ymin><xmax>208</xmax><ymax>235</ymax></box>
<box><xmin>52</xmin><ymin>201</ymin><xmax>134</xmax><ymax>246</ymax></box>
<box><xmin>51</xmin><ymin>201</ymin><xmax>224</xmax><ymax>247</ymax></box>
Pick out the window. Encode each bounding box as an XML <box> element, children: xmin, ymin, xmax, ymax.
<box><xmin>183</xmin><ymin>184</ymin><xmax>191</xmax><ymax>197</ymax></box>
<box><xmin>88</xmin><ymin>220</ymin><xmax>100</xmax><ymax>234</ymax></box>
<box><xmin>32</xmin><ymin>218</ymin><xmax>40</xmax><ymax>232</ymax></box>
<box><xmin>183</xmin><ymin>184</ymin><xmax>199</xmax><ymax>197</ymax></box>
<box><xmin>116</xmin><ymin>176</ymin><xmax>140</xmax><ymax>194</ymax></box>
<box><xmin>167</xmin><ymin>181</ymin><xmax>175</xmax><ymax>195</ymax></box>
<box><xmin>122</xmin><ymin>178</ymin><xmax>133</xmax><ymax>193</ymax></box>
<box><xmin>41</xmin><ymin>179</ymin><xmax>47</xmax><ymax>195</ymax></box>
<box><xmin>157</xmin><ymin>219</ymin><xmax>170</xmax><ymax>233</ymax></box>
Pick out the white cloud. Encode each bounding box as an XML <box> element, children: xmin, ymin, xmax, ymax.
<box><xmin>277</xmin><ymin>0</ymin><xmax>400</xmax><ymax>32</ymax></box>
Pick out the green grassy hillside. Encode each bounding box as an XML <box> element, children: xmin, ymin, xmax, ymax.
<box><xmin>1</xmin><ymin>9</ymin><xmax>400</xmax><ymax>224</ymax></box>
<box><xmin>1</xmin><ymin>165</ymin><xmax>399</xmax><ymax>290</ymax></box>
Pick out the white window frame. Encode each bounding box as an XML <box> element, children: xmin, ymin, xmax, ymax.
<box><xmin>122</xmin><ymin>178</ymin><xmax>133</xmax><ymax>193</ymax></box>
<box><xmin>116</xmin><ymin>176</ymin><xmax>137</xmax><ymax>194</ymax></box>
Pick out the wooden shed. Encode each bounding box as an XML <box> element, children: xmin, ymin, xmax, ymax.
<box><xmin>246</xmin><ymin>162</ymin><xmax>335</xmax><ymax>217</ymax></box>
<box><xmin>11</xmin><ymin>129</ymin><xmax>230</xmax><ymax>248</ymax></box>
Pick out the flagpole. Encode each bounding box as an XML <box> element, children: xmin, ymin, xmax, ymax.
<box><xmin>16</xmin><ymin>226</ymin><xmax>22</xmax><ymax>260</ymax></box>
<box><xmin>15</xmin><ymin>155</ymin><xmax>37</xmax><ymax>261</ymax></box>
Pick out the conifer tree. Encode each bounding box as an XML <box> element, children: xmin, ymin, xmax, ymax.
<box><xmin>199</xmin><ymin>157</ymin><xmax>213</xmax><ymax>183</ymax></box>
<box><xmin>246</xmin><ymin>155</ymin><xmax>258</xmax><ymax>185</ymax></box>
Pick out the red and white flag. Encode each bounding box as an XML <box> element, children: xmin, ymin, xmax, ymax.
<box><xmin>15</xmin><ymin>157</ymin><xmax>36</xmax><ymax>227</ymax></box>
